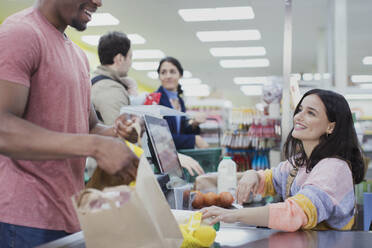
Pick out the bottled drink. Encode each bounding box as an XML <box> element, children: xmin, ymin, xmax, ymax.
<box><xmin>217</xmin><ymin>157</ymin><xmax>237</xmax><ymax>195</ymax></box>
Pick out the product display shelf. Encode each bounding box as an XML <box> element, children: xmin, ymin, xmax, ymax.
<box><xmin>185</xmin><ymin>98</ymin><xmax>232</xmax><ymax>147</ymax></box>
<box><xmin>221</xmin><ymin>108</ymin><xmax>281</xmax><ymax>172</ymax></box>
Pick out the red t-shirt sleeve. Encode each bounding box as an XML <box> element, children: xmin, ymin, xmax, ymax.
<box><xmin>0</xmin><ymin>21</ymin><xmax>40</xmax><ymax>87</ymax></box>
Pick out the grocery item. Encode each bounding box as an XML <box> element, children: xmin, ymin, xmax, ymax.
<box><xmin>191</xmin><ymin>191</ymin><xmax>204</xmax><ymax>209</ymax></box>
<box><xmin>191</xmin><ymin>191</ymin><xmax>234</xmax><ymax>209</ymax></box>
<box><xmin>217</xmin><ymin>157</ymin><xmax>237</xmax><ymax>195</ymax></box>
<box><xmin>219</xmin><ymin>192</ymin><xmax>234</xmax><ymax>208</ymax></box>
<box><xmin>203</xmin><ymin>192</ymin><xmax>219</xmax><ymax>207</ymax></box>
<box><xmin>144</xmin><ymin>92</ymin><xmax>161</xmax><ymax>105</ymax></box>
<box><xmin>179</xmin><ymin>212</ymin><xmax>217</xmax><ymax>248</ymax></box>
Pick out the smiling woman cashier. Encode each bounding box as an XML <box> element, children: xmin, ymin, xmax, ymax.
<box><xmin>156</xmin><ymin>57</ymin><xmax>209</xmax><ymax>150</ymax></box>
<box><xmin>202</xmin><ymin>89</ymin><xmax>365</xmax><ymax>231</ymax></box>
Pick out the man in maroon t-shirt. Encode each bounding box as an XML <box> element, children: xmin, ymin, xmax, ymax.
<box><xmin>0</xmin><ymin>0</ymin><xmax>139</xmax><ymax>247</ymax></box>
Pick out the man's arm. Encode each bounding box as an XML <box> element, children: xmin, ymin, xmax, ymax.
<box><xmin>0</xmin><ymin>80</ymin><xmax>138</xmax><ymax>178</ymax></box>
<box><xmin>88</xmin><ymin>103</ymin><xmax>116</xmax><ymax>137</ymax></box>
<box><xmin>0</xmin><ymin>80</ymin><xmax>97</xmax><ymax>160</ymax></box>
<box><xmin>88</xmin><ymin>103</ymin><xmax>139</xmax><ymax>143</ymax></box>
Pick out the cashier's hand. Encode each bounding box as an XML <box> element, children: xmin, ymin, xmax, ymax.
<box><xmin>94</xmin><ymin>136</ymin><xmax>139</xmax><ymax>182</ymax></box>
<box><xmin>177</xmin><ymin>153</ymin><xmax>205</xmax><ymax>176</ymax></box>
<box><xmin>201</xmin><ymin>206</ymin><xmax>239</xmax><ymax>225</ymax></box>
<box><xmin>236</xmin><ymin>170</ymin><xmax>260</xmax><ymax>205</ymax></box>
<box><xmin>114</xmin><ymin>114</ymin><xmax>143</xmax><ymax>144</ymax></box>
<box><xmin>195</xmin><ymin>135</ymin><xmax>209</xmax><ymax>149</ymax></box>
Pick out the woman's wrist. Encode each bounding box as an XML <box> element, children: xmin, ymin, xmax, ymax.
<box><xmin>189</xmin><ymin>119</ymin><xmax>199</xmax><ymax>128</ymax></box>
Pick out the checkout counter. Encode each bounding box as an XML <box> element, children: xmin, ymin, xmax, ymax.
<box><xmin>37</xmin><ymin>223</ymin><xmax>372</xmax><ymax>248</ymax></box>
<box><xmin>38</xmin><ymin>108</ymin><xmax>372</xmax><ymax>248</ymax></box>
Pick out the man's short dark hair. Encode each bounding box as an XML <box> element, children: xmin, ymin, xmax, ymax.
<box><xmin>98</xmin><ymin>31</ymin><xmax>131</xmax><ymax>65</ymax></box>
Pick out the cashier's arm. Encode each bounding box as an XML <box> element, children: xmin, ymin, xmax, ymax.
<box><xmin>202</xmin><ymin>205</ymin><xmax>269</xmax><ymax>227</ymax></box>
<box><xmin>0</xmin><ymin>80</ymin><xmax>138</xmax><ymax>175</ymax></box>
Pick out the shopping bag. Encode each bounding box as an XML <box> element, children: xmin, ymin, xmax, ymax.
<box><xmin>72</xmin><ymin>156</ymin><xmax>183</xmax><ymax>248</ymax></box>
<box><xmin>85</xmin><ymin>141</ymin><xmax>144</xmax><ymax>190</ymax></box>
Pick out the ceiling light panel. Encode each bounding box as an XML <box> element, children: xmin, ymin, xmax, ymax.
<box><xmin>210</xmin><ymin>47</ymin><xmax>266</xmax><ymax>57</ymax></box>
<box><xmin>240</xmin><ymin>85</ymin><xmax>263</xmax><ymax>96</ymax></box>
<box><xmin>345</xmin><ymin>94</ymin><xmax>372</xmax><ymax>100</ymax></box>
<box><xmin>351</xmin><ymin>75</ymin><xmax>372</xmax><ymax>83</ymax></box>
<box><xmin>302</xmin><ymin>73</ymin><xmax>313</xmax><ymax>81</ymax></box>
<box><xmin>358</xmin><ymin>84</ymin><xmax>372</xmax><ymax>89</ymax></box>
<box><xmin>132</xmin><ymin>61</ymin><xmax>159</xmax><ymax>71</ymax></box>
<box><xmin>362</xmin><ymin>56</ymin><xmax>372</xmax><ymax>65</ymax></box>
<box><xmin>81</xmin><ymin>35</ymin><xmax>100</xmax><ymax>46</ymax></box>
<box><xmin>127</xmin><ymin>34</ymin><xmax>146</xmax><ymax>44</ymax></box>
<box><xmin>178</xmin><ymin>6</ymin><xmax>254</xmax><ymax>22</ymax></box>
<box><xmin>179</xmin><ymin>78</ymin><xmax>202</xmax><ymax>85</ymax></box>
<box><xmin>234</xmin><ymin>77</ymin><xmax>269</xmax><ymax>85</ymax></box>
<box><xmin>183</xmin><ymin>71</ymin><xmax>193</xmax><ymax>78</ymax></box>
<box><xmin>147</xmin><ymin>71</ymin><xmax>158</xmax><ymax>80</ymax></box>
<box><xmin>132</xmin><ymin>49</ymin><xmax>165</xmax><ymax>59</ymax></box>
<box><xmin>313</xmin><ymin>73</ymin><xmax>321</xmax><ymax>80</ymax></box>
<box><xmin>196</xmin><ymin>30</ymin><xmax>261</xmax><ymax>42</ymax></box>
<box><xmin>182</xmin><ymin>84</ymin><xmax>210</xmax><ymax>97</ymax></box>
<box><xmin>82</xmin><ymin>34</ymin><xmax>146</xmax><ymax>46</ymax></box>
<box><xmin>291</xmin><ymin>74</ymin><xmax>301</xmax><ymax>81</ymax></box>
<box><xmin>220</xmin><ymin>58</ymin><xmax>269</xmax><ymax>68</ymax></box>
<box><xmin>87</xmin><ymin>13</ymin><xmax>119</xmax><ymax>26</ymax></box>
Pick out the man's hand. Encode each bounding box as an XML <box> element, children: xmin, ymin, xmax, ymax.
<box><xmin>113</xmin><ymin>114</ymin><xmax>140</xmax><ymax>143</ymax></box>
<box><xmin>94</xmin><ymin>136</ymin><xmax>139</xmax><ymax>183</ymax></box>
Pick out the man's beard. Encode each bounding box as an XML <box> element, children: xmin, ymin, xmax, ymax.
<box><xmin>71</xmin><ymin>18</ymin><xmax>87</xmax><ymax>31</ymax></box>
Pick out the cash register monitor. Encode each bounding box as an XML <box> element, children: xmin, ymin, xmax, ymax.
<box><xmin>143</xmin><ymin>115</ymin><xmax>185</xmax><ymax>179</ymax></box>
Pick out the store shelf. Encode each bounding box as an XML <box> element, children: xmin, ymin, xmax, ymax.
<box><xmin>364</xmin><ymin>130</ymin><xmax>372</xmax><ymax>135</ymax></box>
<box><xmin>359</xmin><ymin>116</ymin><xmax>372</xmax><ymax>121</ymax></box>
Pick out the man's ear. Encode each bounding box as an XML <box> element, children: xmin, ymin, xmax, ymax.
<box><xmin>327</xmin><ymin>122</ymin><xmax>336</xmax><ymax>134</ymax></box>
<box><xmin>113</xmin><ymin>53</ymin><xmax>123</xmax><ymax>65</ymax></box>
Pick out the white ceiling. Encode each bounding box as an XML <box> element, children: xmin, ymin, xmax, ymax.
<box><xmin>1</xmin><ymin>0</ymin><xmax>372</xmax><ymax>106</ymax></box>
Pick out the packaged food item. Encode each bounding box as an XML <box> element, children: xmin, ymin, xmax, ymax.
<box><xmin>144</xmin><ymin>92</ymin><xmax>161</xmax><ymax>105</ymax></box>
<box><xmin>191</xmin><ymin>191</ymin><xmax>204</xmax><ymax>209</ymax></box>
<box><xmin>217</xmin><ymin>157</ymin><xmax>237</xmax><ymax>195</ymax></box>
<box><xmin>176</xmin><ymin>211</ymin><xmax>217</xmax><ymax>248</ymax></box>
<box><xmin>190</xmin><ymin>191</ymin><xmax>235</xmax><ymax>209</ymax></box>
<box><xmin>219</xmin><ymin>192</ymin><xmax>234</xmax><ymax>208</ymax></box>
<box><xmin>203</xmin><ymin>192</ymin><xmax>219</xmax><ymax>207</ymax></box>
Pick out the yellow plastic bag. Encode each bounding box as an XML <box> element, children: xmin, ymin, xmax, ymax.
<box><xmin>125</xmin><ymin>140</ymin><xmax>144</xmax><ymax>157</ymax></box>
<box><xmin>180</xmin><ymin>212</ymin><xmax>216</xmax><ymax>248</ymax></box>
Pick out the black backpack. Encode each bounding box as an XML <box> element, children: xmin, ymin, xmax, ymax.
<box><xmin>91</xmin><ymin>75</ymin><xmax>113</xmax><ymax>122</ymax></box>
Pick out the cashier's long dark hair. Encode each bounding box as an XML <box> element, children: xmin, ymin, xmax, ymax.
<box><xmin>283</xmin><ymin>89</ymin><xmax>365</xmax><ymax>184</ymax></box>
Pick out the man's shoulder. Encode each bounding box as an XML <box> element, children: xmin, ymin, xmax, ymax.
<box><xmin>92</xmin><ymin>77</ymin><xmax>125</xmax><ymax>91</ymax></box>
<box><xmin>1</xmin><ymin>8</ymin><xmax>41</xmax><ymax>40</ymax></box>
<box><xmin>3</xmin><ymin>8</ymin><xmax>37</xmax><ymax>29</ymax></box>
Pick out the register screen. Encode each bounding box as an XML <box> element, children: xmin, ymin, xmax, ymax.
<box><xmin>144</xmin><ymin>115</ymin><xmax>184</xmax><ymax>179</ymax></box>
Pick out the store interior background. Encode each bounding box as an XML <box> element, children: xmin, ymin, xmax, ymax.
<box><xmin>1</xmin><ymin>0</ymin><xmax>372</xmax><ymax>170</ymax></box>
